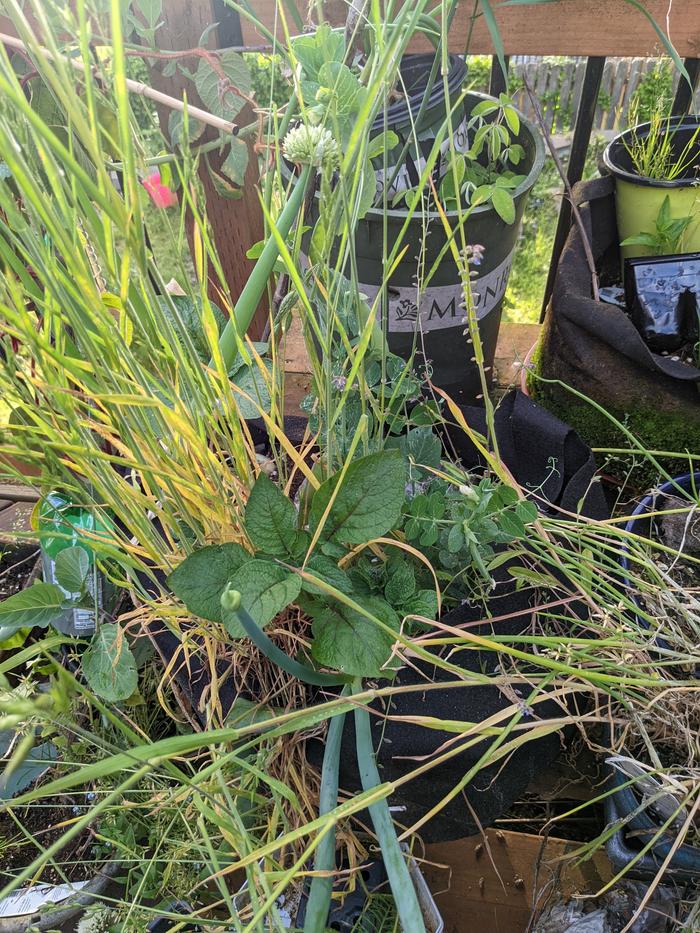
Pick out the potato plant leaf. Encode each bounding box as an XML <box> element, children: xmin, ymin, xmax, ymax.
<box><xmin>309</xmin><ymin>450</ymin><xmax>406</xmax><ymax>545</ymax></box>
<box><xmin>311</xmin><ymin>596</ymin><xmax>399</xmax><ymax>678</ymax></box>
<box><xmin>245</xmin><ymin>474</ymin><xmax>299</xmax><ymax>557</ymax></box>
<box><xmin>224</xmin><ymin>560</ymin><xmax>301</xmax><ymax>637</ymax></box>
<box><xmin>168</xmin><ymin>543</ymin><xmax>249</xmax><ymax>623</ymax></box>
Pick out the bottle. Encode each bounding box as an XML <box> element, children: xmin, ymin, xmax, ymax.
<box><xmin>35</xmin><ymin>492</ymin><xmax>111</xmax><ymax>637</ymax></box>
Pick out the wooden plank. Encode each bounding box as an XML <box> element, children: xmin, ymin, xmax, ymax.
<box><xmin>424</xmin><ymin>829</ymin><xmax>613</xmax><ymax>933</ymax></box>
<box><xmin>149</xmin><ymin>1</ymin><xmax>268</xmax><ymax>339</ymax></box>
<box><xmin>0</xmin><ymin>485</ymin><xmax>40</xmax><ymax>503</ymax></box>
<box><xmin>493</xmin><ymin>323</ymin><xmax>541</xmax><ymax>390</ymax></box>
<box><xmin>240</xmin><ymin>1</ymin><xmax>700</xmax><ymax>59</ymax></box>
<box><xmin>0</xmin><ymin>502</ymin><xmax>36</xmax><ymax>542</ymax></box>
<box><xmin>280</xmin><ymin>319</ymin><xmax>542</xmax><ymax>412</ymax></box>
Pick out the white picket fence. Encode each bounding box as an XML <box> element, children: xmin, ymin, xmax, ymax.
<box><xmin>507</xmin><ymin>57</ymin><xmax>700</xmax><ymax>134</ymax></box>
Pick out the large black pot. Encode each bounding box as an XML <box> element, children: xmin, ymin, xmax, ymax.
<box><xmin>289</xmin><ymin>53</ymin><xmax>544</xmax><ymax>404</ymax></box>
<box><xmin>354</xmin><ymin>90</ymin><xmax>543</xmax><ymax>404</ymax></box>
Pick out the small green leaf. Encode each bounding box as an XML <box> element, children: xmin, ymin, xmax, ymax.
<box><xmin>245</xmin><ymin>474</ymin><xmax>299</xmax><ymax>557</ymax></box>
<box><xmin>54</xmin><ymin>546</ymin><xmax>89</xmax><ymax>594</ymax></box>
<box><xmin>82</xmin><ymin>624</ymin><xmax>138</xmax><ymax>702</ymax></box>
<box><xmin>309</xmin><ymin>450</ymin><xmax>407</xmax><ymax>545</ymax></box>
<box><xmin>220</xmin><ymin>136</ymin><xmax>249</xmax><ymax>186</ymax></box>
<box><xmin>491</xmin><ymin>187</ymin><xmax>516</xmax><ymax>224</ymax></box>
<box><xmin>402</xmin><ymin>588</ymin><xmax>439</xmax><ymax>621</ymax></box>
<box><xmin>311</xmin><ymin>596</ymin><xmax>399</xmax><ymax>677</ymax></box>
<box><xmin>168</xmin><ymin>543</ymin><xmax>248</xmax><ymax>622</ymax></box>
<box><xmin>515</xmin><ymin>499</ymin><xmax>539</xmax><ymax>524</ymax></box>
<box><xmin>497</xmin><ymin>511</ymin><xmax>526</xmax><ymax>539</ymax></box>
<box><xmin>503</xmin><ymin>106</ymin><xmax>520</xmax><ymax>136</ymax></box>
<box><xmin>385</xmin><ymin>561</ymin><xmax>416</xmax><ymax>605</ymax></box>
<box><xmin>224</xmin><ymin>560</ymin><xmax>301</xmax><ymax>637</ymax></box>
<box><xmin>0</xmin><ymin>582</ymin><xmax>66</xmax><ymax>640</ymax></box>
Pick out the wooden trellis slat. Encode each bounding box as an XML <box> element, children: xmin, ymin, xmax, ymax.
<box><xmin>239</xmin><ymin>1</ymin><xmax>700</xmax><ymax>58</ymax></box>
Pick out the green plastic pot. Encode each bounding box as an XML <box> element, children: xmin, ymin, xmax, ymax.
<box><xmin>603</xmin><ymin>116</ymin><xmax>700</xmax><ymax>263</ymax></box>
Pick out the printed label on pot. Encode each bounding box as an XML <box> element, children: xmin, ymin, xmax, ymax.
<box><xmin>374</xmin><ymin>114</ymin><xmax>470</xmax><ymax>198</ymax></box>
<box><xmin>0</xmin><ymin>881</ymin><xmax>89</xmax><ymax>917</ymax></box>
<box><xmin>359</xmin><ymin>249</ymin><xmax>515</xmax><ymax>333</ymax></box>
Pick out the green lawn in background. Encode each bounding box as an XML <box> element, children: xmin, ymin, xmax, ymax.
<box><xmin>503</xmin><ymin>135</ymin><xmax>608</xmax><ymax>323</ymax></box>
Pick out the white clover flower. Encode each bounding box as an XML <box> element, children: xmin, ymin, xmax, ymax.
<box><xmin>283</xmin><ymin>124</ymin><xmax>340</xmax><ymax>170</ymax></box>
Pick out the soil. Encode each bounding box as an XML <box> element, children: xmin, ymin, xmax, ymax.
<box><xmin>0</xmin><ymin>543</ymin><xmax>41</xmax><ymax>600</ymax></box>
<box><xmin>0</xmin><ymin>790</ymin><xmax>108</xmax><ymax>885</ymax></box>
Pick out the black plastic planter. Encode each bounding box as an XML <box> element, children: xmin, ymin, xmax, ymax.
<box><xmin>605</xmin><ymin>769</ymin><xmax>700</xmax><ymax>883</ymax></box>
<box><xmin>371</xmin><ymin>53</ymin><xmax>468</xmax><ymax>200</ymax></box>
<box><xmin>289</xmin><ymin>55</ymin><xmax>545</xmax><ymax>404</ymax></box>
<box><xmin>619</xmin><ymin>470</ymin><xmax>700</xmax><ymax>654</ymax></box>
<box><xmin>355</xmin><ymin>90</ymin><xmax>544</xmax><ymax>404</ymax></box>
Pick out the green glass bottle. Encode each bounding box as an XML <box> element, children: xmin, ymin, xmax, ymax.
<box><xmin>36</xmin><ymin>492</ymin><xmax>111</xmax><ymax>637</ymax></box>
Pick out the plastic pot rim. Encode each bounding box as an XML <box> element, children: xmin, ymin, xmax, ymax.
<box><xmin>618</xmin><ymin>471</ymin><xmax>700</xmax><ymax>636</ymax></box>
<box><xmin>283</xmin><ymin>92</ymin><xmax>545</xmax><ymax>223</ymax></box>
<box><xmin>602</xmin><ymin>115</ymin><xmax>700</xmax><ymax>189</ymax></box>
<box><xmin>370</xmin><ymin>52</ymin><xmax>468</xmax><ymax>133</ymax></box>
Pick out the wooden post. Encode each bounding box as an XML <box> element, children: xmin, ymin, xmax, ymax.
<box><xmin>150</xmin><ymin>0</ymin><xmax>268</xmax><ymax>338</ymax></box>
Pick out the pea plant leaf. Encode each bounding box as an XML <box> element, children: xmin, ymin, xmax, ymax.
<box><xmin>82</xmin><ymin>624</ymin><xmax>138</xmax><ymax>702</ymax></box>
<box><xmin>224</xmin><ymin>560</ymin><xmax>301</xmax><ymax>638</ymax></box>
<box><xmin>387</xmin><ymin>427</ymin><xmax>442</xmax><ymax>479</ymax></box>
<box><xmin>245</xmin><ymin>474</ymin><xmax>300</xmax><ymax>557</ymax></box>
<box><xmin>53</xmin><ymin>546</ymin><xmax>89</xmax><ymax>595</ymax></box>
<box><xmin>194</xmin><ymin>51</ymin><xmax>251</xmax><ymax>123</ymax></box>
<box><xmin>168</xmin><ymin>543</ymin><xmax>249</xmax><ymax>623</ymax></box>
<box><xmin>0</xmin><ymin>582</ymin><xmax>66</xmax><ymax>642</ymax></box>
<box><xmin>491</xmin><ymin>187</ymin><xmax>516</xmax><ymax>224</ymax></box>
<box><xmin>309</xmin><ymin>450</ymin><xmax>407</xmax><ymax>545</ymax></box>
<box><xmin>311</xmin><ymin>596</ymin><xmax>399</xmax><ymax>678</ymax></box>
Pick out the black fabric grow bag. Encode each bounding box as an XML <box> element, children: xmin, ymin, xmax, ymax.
<box><xmin>309</xmin><ymin>391</ymin><xmax>607</xmax><ymax>842</ymax></box>
<box><xmin>533</xmin><ymin>175</ymin><xmax>700</xmax><ymax>458</ymax></box>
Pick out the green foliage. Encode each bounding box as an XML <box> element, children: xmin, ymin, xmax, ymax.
<box><xmin>54</xmin><ymin>546</ymin><xmax>90</xmax><ymax>594</ymax></box>
<box><xmin>309</xmin><ymin>450</ymin><xmax>407</xmax><ymax>546</ymax></box>
<box><xmin>82</xmin><ymin>624</ymin><xmax>138</xmax><ymax>703</ymax></box>
<box><xmin>170</xmin><ymin>452</ymin><xmax>417</xmax><ymax>677</ymax></box>
<box><xmin>0</xmin><ymin>582</ymin><xmax>66</xmax><ymax>641</ymax></box>
<box><xmin>224</xmin><ymin>560</ymin><xmax>301</xmax><ymax>636</ymax></box>
<box><xmin>403</xmin><ymin>477</ymin><xmax>538</xmax><ymax>598</ymax></box>
<box><xmin>311</xmin><ymin>596</ymin><xmax>399</xmax><ymax>677</ymax></box>
<box><xmin>168</xmin><ymin>543</ymin><xmax>248</xmax><ymax>623</ymax></box>
<box><xmin>621</xmin><ymin>194</ymin><xmax>695</xmax><ymax>255</ymax></box>
<box><xmin>245</xmin><ymin>473</ymin><xmax>302</xmax><ymax>557</ymax></box>
<box><xmin>394</xmin><ymin>93</ymin><xmax>526</xmax><ymax>223</ymax></box>
<box><xmin>629</xmin><ymin>60</ymin><xmax>675</xmax><ymax>125</ymax></box>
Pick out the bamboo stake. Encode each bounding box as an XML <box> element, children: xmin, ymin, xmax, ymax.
<box><xmin>0</xmin><ymin>31</ymin><xmax>238</xmax><ymax>136</ymax></box>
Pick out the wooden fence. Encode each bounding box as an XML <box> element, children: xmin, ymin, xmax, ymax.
<box><xmin>508</xmin><ymin>56</ymin><xmax>700</xmax><ymax>135</ymax></box>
